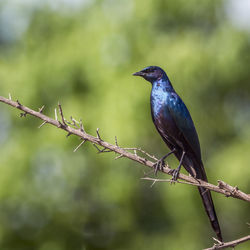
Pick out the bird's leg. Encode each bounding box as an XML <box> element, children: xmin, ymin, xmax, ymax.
<box><xmin>170</xmin><ymin>151</ymin><xmax>186</xmax><ymax>182</ymax></box>
<box><xmin>153</xmin><ymin>148</ymin><xmax>176</xmax><ymax>175</ymax></box>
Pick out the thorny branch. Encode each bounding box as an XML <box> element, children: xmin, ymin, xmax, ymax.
<box><xmin>0</xmin><ymin>95</ymin><xmax>249</xmax><ymax>203</ymax></box>
<box><xmin>0</xmin><ymin>95</ymin><xmax>250</xmax><ymax>249</ymax></box>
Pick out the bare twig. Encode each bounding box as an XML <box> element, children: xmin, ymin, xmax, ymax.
<box><xmin>0</xmin><ymin>95</ymin><xmax>249</xmax><ymax>203</ymax></box>
<box><xmin>204</xmin><ymin>235</ymin><xmax>250</xmax><ymax>250</ymax></box>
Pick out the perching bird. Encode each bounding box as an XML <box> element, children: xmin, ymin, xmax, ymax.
<box><xmin>133</xmin><ymin>66</ymin><xmax>222</xmax><ymax>241</ymax></box>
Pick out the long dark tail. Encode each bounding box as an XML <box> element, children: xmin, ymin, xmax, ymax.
<box><xmin>198</xmin><ymin>185</ymin><xmax>222</xmax><ymax>241</ymax></box>
<box><xmin>183</xmin><ymin>156</ymin><xmax>223</xmax><ymax>241</ymax></box>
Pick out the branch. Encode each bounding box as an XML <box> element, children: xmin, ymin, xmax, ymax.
<box><xmin>0</xmin><ymin>95</ymin><xmax>249</xmax><ymax>203</ymax></box>
<box><xmin>204</xmin><ymin>235</ymin><xmax>250</xmax><ymax>250</ymax></box>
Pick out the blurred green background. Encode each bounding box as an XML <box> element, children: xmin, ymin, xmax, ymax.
<box><xmin>0</xmin><ymin>0</ymin><xmax>249</xmax><ymax>249</ymax></box>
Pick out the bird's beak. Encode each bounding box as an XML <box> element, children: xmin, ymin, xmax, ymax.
<box><xmin>133</xmin><ymin>71</ymin><xmax>144</xmax><ymax>77</ymax></box>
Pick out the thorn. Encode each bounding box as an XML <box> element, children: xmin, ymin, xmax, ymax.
<box><xmin>73</xmin><ymin>140</ymin><xmax>86</xmax><ymax>152</ymax></box>
<box><xmin>38</xmin><ymin>121</ymin><xmax>47</xmax><ymax>128</ymax></box>
<box><xmin>92</xmin><ymin>143</ymin><xmax>111</xmax><ymax>153</ymax></box>
<box><xmin>16</xmin><ymin>100</ymin><xmax>21</xmax><ymax>107</ymax></box>
<box><xmin>55</xmin><ymin>108</ymin><xmax>58</xmax><ymax>121</ymax></box>
<box><xmin>96</xmin><ymin>128</ymin><xmax>102</xmax><ymax>140</ymax></box>
<box><xmin>70</xmin><ymin>117</ymin><xmax>78</xmax><ymax>128</ymax></box>
<box><xmin>58</xmin><ymin>102</ymin><xmax>66</xmax><ymax>126</ymax></box>
<box><xmin>212</xmin><ymin>237</ymin><xmax>223</xmax><ymax>245</ymax></box>
<box><xmin>8</xmin><ymin>93</ymin><xmax>12</xmax><ymax>100</ymax></box>
<box><xmin>150</xmin><ymin>180</ymin><xmax>157</xmax><ymax>188</ymax></box>
<box><xmin>58</xmin><ymin>121</ymin><xmax>63</xmax><ymax>128</ymax></box>
<box><xmin>80</xmin><ymin>119</ymin><xmax>84</xmax><ymax>132</ymax></box>
<box><xmin>66</xmin><ymin>132</ymin><xmax>72</xmax><ymax>137</ymax></box>
<box><xmin>20</xmin><ymin>112</ymin><xmax>27</xmax><ymax>117</ymax></box>
<box><xmin>115</xmin><ymin>136</ymin><xmax>118</xmax><ymax>146</ymax></box>
<box><xmin>39</xmin><ymin>105</ymin><xmax>45</xmax><ymax>113</ymax></box>
<box><xmin>93</xmin><ymin>143</ymin><xmax>101</xmax><ymax>152</ymax></box>
<box><xmin>115</xmin><ymin>154</ymin><xmax>123</xmax><ymax>160</ymax></box>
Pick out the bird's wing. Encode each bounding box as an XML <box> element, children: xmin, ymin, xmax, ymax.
<box><xmin>167</xmin><ymin>93</ymin><xmax>202</xmax><ymax>161</ymax></box>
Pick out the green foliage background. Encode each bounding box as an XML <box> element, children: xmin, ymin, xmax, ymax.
<box><xmin>0</xmin><ymin>0</ymin><xmax>249</xmax><ymax>249</ymax></box>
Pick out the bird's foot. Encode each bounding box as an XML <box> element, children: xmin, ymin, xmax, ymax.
<box><xmin>169</xmin><ymin>168</ymin><xmax>180</xmax><ymax>183</ymax></box>
<box><xmin>153</xmin><ymin>158</ymin><xmax>165</xmax><ymax>175</ymax></box>
<box><xmin>169</xmin><ymin>164</ymin><xmax>182</xmax><ymax>183</ymax></box>
<box><xmin>153</xmin><ymin>149</ymin><xmax>177</xmax><ymax>176</ymax></box>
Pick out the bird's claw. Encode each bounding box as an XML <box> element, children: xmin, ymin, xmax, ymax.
<box><xmin>171</xmin><ymin>169</ymin><xmax>179</xmax><ymax>181</ymax></box>
<box><xmin>169</xmin><ymin>167</ymin><xmax>181</xmax><ymax>184</ymax></box>
<box><xmin>153</xmin><ymin>159</ymin><xmax>165</xmax><ymax>175</ymax></box>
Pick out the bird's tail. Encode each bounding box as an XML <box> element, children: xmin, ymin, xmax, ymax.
<box><xmin>198</xmin><ymin>185</ymin><xmax>222</xmax><ymax>241</ymax></box>
<box><xmin>183</xmin><ymin>157</ymin><xmax>223</xmax><ymax>242</ymax></box>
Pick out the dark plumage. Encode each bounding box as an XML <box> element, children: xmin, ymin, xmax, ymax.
<box><xmin>133</xmin><ymin>66</ymin><xmax>222</xmax><ymax>241</ymax></box>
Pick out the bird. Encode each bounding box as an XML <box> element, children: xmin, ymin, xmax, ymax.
<box><xmin>133</xmin><ymin>66</ymin><xmax>223</xmax><ymax>241</ymax></box>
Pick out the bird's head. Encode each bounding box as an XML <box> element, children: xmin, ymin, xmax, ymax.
<box><xmin>133</xmin><ymin>66</ymin><xmax>166</xmax><ymax>83</ymax></box>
